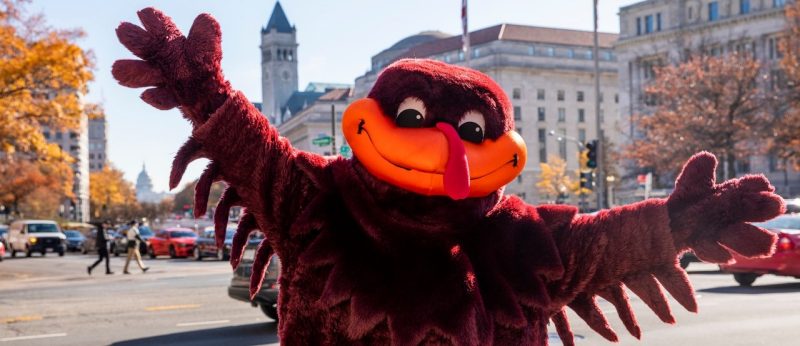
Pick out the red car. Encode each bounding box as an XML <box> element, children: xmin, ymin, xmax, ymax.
<box><xmin>148</xmin><ymin>228</ymin><xmax>198</xmax><ymax>258</ymax></box>
<box><xmin>720</xmin><ymin>214</ymin><xmax>800</xmax><ymax>286</ymax></box>
<box><xmin>0</xmin><ymin>240</ymin><xmax>5</xmax><ymax>261</ymax></box>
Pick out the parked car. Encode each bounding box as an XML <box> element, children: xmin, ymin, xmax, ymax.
<box><xmin>7</xmin><ymin>220</ymin><xmax>66</xmax><ymax>257</ymax></box>
<box><xmin>148</xmin><ymin>228</ymin><xmax>197</xmax><ymax>258</ymax></box>
<box><xmin>111</xmin><ymin>226</ymin><xmax>154</xmax><ymax>256</ymax></box>
<box><xmin>0</xmin><ymin>240</ymin><xmax>5</xmax><ymax>261</ymax></box>
<box><xmin>228</xmin><ymin>232</ymin><xmax>281</xmax><ymax>321</ymax></box>
<box><xmin>194</xmin><ymin>226</ymin><xmax>236</xmax><ymax>261</ymax></box>
<box><xmin>720</xmin><ymin>214</ymin><xmax>800</xmax><ymax>286</ymax></box>
<box><xmin>63</xmin><ymin>230</ymin><xmax>85</xmax><ymax>252</ymax></box>
<box><xmin>82</xmin><ymin>229</ymin><xmax>118</xmax><ymax>254</ymax></box>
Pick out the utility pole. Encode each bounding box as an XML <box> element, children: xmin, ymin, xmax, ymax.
<box><xmin>593</xmin><ymin>0</ymin><xmax>605</xmax><ymax>210</ymax></box>
<box><xmin>330</xmin><ymin>104</ymin><xmax>336</xmax><ymax>156</ymax></box>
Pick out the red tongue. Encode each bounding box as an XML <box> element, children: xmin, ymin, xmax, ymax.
<box><xmin>435</xmin><ymin>122</ymin><xmax>470</xmax><ymax>200</ymax></box>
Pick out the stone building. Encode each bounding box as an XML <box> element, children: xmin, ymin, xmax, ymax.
<box><xmin>615</xmin><ymin>0</ymin><xmax>800</xmax><ymax>198</ymax></box>
<box><xmin>42</xmin><ymin>113</ymin><xmax>90</xmax><ymax>222</ymax></box>
<box><xmin>135</xmin><ymin>164</ymin><xmax>167</xmax><ymax>204</ymax></box>
<box><xmin>260</xmin><ymin>1</ymin><xmax>298</xmax><ymax>123</ymax></box>
<box><xmin>354</xmin><ymin>25</ymin><xmax>620</xmax><ymax>204</ymax></box>
<box><xmin>88</xmin><ymin>115</ymin><xmax>107</xmax><ymax>172</ymax></box>
<box><xmin>277</xmin><ymin>87</ymin><xmax>352</xmax><ymax>156</ymax></box>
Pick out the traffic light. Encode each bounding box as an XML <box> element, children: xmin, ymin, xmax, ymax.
<box><xmin>585</xmin><ymin>139</ymin><xmax>598</xmax><ymax>169</ymax></box>
<box><xmin>579</xmin><ymin>171</ymin><xmax>594</xmax><ymax>191</ymax></box>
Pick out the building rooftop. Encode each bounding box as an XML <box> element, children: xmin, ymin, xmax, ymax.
<box><xmin>317</xmin><ymin>88</ymin><xmax>352</xmax><ymax>102</ymax></box>
<box><xmin>263</xmin><ymin>1</ymin><xmax>294</xmax><ymax>34</ymax></box>
<box><xmin>398</xmin><ymin>24</ymin><xmax>618</xmax><ymax>61</ymax></box>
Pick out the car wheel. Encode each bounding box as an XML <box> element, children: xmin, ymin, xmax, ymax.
<box><xmin>11</xmin><ymin>245</ymin><xmax>17</xmax><ymax>258</ymax></box>
<box><xmin>58</xmin><ymin>249</ymin><xmax>64</xmax><ymax>257</ymax></box>
<box><xmin>169</xmin><ymin>245</ymin><xmax>176</xmax><ymax>259</ymax></box>
<box><xmin>734</xmin><ymin>273</ymin><xmax>759</xmax><ymax>287</ymax></box>
<box><xmin>194</xmin><ymin>247</ymin><xmax>202</xmax><ymax>261</ymax></box>
<box><xmin>148</xmin><ymin>246</ymin><xmax>156</xmax><ymax>259</ymax></box>
<box><xmin>260</xmin><ymin>303</ymin><xmax>279</xmax><ymax>321</ymax></box>
<box><xmin>25</xmin><ymin>245</ymin><xmax>32</xmax><ymax>257</ymax></box>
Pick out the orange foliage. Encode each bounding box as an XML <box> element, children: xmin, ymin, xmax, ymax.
<box><xmin>625</xmin><ymin>54</ymin><xmax>770</xmax><ymax>180</ymax></box>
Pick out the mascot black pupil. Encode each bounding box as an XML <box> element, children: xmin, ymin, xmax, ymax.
<box><xmin>395</xmin><ymin>109</ymin><xmax>424</xmax><ymax>127</ymax></box>
<box><xmin>458</xmin><ymin>122</ymin><xmax>483</xmax><ymax>143</ymax></box>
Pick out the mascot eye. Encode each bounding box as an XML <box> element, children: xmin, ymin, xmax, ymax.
<box><xmin>458</xmin><ymin>111</ymin><xmax>485</xmax><ymax>143</ymax></box>
<box><xmin>395</xmin><ymin>97</ymin><xmax>426</xmax><ymax>128</ymax></box>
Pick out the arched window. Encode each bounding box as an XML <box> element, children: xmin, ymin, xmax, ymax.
<box><xmin>287</xmin><ymin>49</ymin><xmax>294</xmax><ymax>61</ymax></box>
<box><xmin>277</xmin><ymin>49</ymin><xmax>282</xmax><ymax>61</ymax></box>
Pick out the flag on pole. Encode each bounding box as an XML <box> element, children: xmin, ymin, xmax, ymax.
<box><xmin>462</xmin><ymin>0</ymin><xmax>470</xmax><ymax>62</ymax></box>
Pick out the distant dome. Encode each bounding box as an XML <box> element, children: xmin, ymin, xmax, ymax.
<box><xmin>136</xmin><ymin>164</ymin><xmax>153</xmax><ymax>191</ymax></box>
<box><xmin>386</xmin><ymin>31</ymin><xmax>451</xmax><ymax>52</ymax></box>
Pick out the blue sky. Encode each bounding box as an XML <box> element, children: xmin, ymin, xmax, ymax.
<box><xmin>31</xmin><ymin>0</ymin><xmax>638</xmax><ymax>192</ymax></box>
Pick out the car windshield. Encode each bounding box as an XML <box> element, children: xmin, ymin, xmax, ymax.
<box><xmin>138</xmin><ymin>226</ymin><xmax>153</xmax><ymax>236</ymax></box>
<box><xmin>64</xmin><ymin>230</ymin><xmax>82</xmax><ymax>237</ymax></box>
<box><xmin>27</xmin><ymin>223</ymin><xmax>58</xmax><ymax>233</ymax></box>
<box><xmin>754</xmin><ymin>217</ymin><xmax>800</xmax><ymax>231</ymax></box>
<box><xmin>170</xmin><ymin>231</ymin><xmax>197</xmax><ymax>238</ymax></box>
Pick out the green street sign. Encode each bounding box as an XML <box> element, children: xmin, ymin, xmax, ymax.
<box><xmin>339</xmin><ymin>144</ymin><xmax>352</xmax><ymax>158</ymax></box>
<box><xmin>312</xmin><ymin>136</ymin><xmax>332</xmax><ymax>146</ymax></box>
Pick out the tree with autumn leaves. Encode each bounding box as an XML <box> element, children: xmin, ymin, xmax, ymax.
<box><xmin>626</xmin><ymin>53</ymin><xmax>770</xmax><ymax>181</ymax></box>
<box><xmin>776</xmin><ymin>1</ymin><xmax>800</xmax><ymax>171</ymax></box>
<box><xmin>0</xmin><ymin>0</ymin><xmax>95</xmax><ymax>219</ymax></box>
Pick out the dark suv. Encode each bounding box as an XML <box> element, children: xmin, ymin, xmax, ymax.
<box><xmin>111</xmin><ymin>226</ymin><xmax>154</xmax><ymax>256</ymax></box>
<box><xmin>227</xmin><ymin>234</ymin><xmax>281</xmax><ymax>321</ymax></box>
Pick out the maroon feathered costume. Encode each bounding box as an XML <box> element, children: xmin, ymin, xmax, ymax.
<box><xmin>113</xmin><ymin>8</ymin><xmax>785</xmax><ymax>345</ymax></box>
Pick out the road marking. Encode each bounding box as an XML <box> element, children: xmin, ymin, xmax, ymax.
<box><xmin>1</xmin><ymin>333</ymin><xmax>66</xmax><ymax>342</ymax></box>
<box><xmin>144</xmin><ymin>304</ymin><xmax>201</xmax><ymax>312</ymax></box>
<box><xmin>1</xmin><ymin>315</ymin><xmax>43</xmax><ymax>324</ymax></box>
<box><xmin>176</xmin><ymin>320</ymin><xmax>230</xmax><ymax>327</ymax></box>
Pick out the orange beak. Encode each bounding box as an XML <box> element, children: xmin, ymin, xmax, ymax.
<box><xmin>342</xmin><ymin>98</ymin><xmax>527</xmax><ymax>199</ymax></box>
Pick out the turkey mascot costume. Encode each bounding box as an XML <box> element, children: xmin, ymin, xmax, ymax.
<box><xmin>113</xmin><ymin>8</ymin><xmax>784</xmax><ymax>345</ymax></box>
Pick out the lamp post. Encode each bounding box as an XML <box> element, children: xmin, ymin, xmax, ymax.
<box><xmin>592</xmin><ymin>0</ymin><xmax>605</xmax><ymax>210</ymax></box>
<box><xmin>330</xmin><ymin>104</ymin><xmax>337</xmax><ymax>156</ymax></box>
<box><xmin>606</xmin><ymin>175</ymin><xmax>616</xmax><ymax>207</ymax></box>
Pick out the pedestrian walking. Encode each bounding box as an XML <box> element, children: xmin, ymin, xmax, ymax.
<box><xmin>123</xmin><ymin>220</ymin><xmax>149</xmax><ymax>274</ymax></box>
<box><xmin>87</xmin><ymin>221</ymin><xmax>113</xmax><ymax>275</ymax></box>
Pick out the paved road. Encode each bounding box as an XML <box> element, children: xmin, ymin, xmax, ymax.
<box><xmin>1</xmin><ymin>253</ymin><xmax>799</xmax><ymax>345</ymax></box>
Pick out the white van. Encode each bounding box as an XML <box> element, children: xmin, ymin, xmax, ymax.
<box><xmin>7</xmin><ymin>220</ymin><xmax>66</xmax><ymax>257</ymax></box>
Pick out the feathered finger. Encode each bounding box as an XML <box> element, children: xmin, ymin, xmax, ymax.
<box><xmin>718</xmin><ymin>223</ymin><xmax>777</xmax><ymax>258</ymax></box>
<box><xmin>112</xmin><ymin>60</ymin><xmax>164</xmax><ymax>88</ymax></box>
<box><xmin>141</xmin><ymin>87</ymin><xmax>178</xmax><ymax>110</ymax></box>
<box><xmin>115</xmin><ymin>22</ymin><xmax>156</xmax><ymax>58</ymax></box>
<box><xmin>137</xmin><ymin>7</ymin><xmax>183</xmax><ymax>40</ymax></box>
<box><xmin>193</xmin><ymin>161</ymin><xmax>220</xmax><ymax>218</ymax></box>
<box><xmin>186</xmin><ymin>13</ymin><xmax>223</xmax><ymax>74</ymax></box>
<box><xmin>249</xmin><ymin>239</ymin><xmax>275</xmax><ymax>300</ymax></box>
<box><xmin>230</xmin><ymin>211</ymin><xmax>257</xmax><ymax>270</ymax></box>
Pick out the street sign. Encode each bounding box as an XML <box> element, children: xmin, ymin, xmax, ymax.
<box><xmin>339</xmin><ymin>144</ymin><xmax>352</xmax><ymax>158</ymax></box>
<box><xmin>312</xmin><ymin>136</ymin><xmax>332</xmax><ymax>146</ymax></box>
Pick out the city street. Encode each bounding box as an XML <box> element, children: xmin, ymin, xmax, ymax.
<box><xmin>2</xmin><ymin>254</ymin><xmax>800</xmax><ymax>345</ymax></box>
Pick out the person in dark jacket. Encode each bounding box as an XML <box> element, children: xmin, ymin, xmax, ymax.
<box><xmin>87</xmin><ymin>221</ymin><xmax>113</xmax><ymax>275</ymax></box>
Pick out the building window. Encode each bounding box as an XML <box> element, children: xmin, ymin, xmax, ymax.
<box><xmin>538</xmin><ymin>129</ymin><xmax>547</xmax><ymax>163</ymax></box>
<box><xmin>577</xmin><ymin>91</ymin><xmax>584</xmax><ymax>102</ymax></box>
<box><xmin>636</xmin><ymin>17</ymin><xmax>642</xmax><ymax>35</ymax></box>
<box><xmin>558</xmin><ymin>129</ymin><xmax>567</xmax><ymax>160</ymax></box>
<box><xmin>567</xmin><ymin>49</ymin><xmax>574</xmax><ymax>58</ymax></box>
<box><xmin>578</xmin><ymin>109</ymin><xmax>585</xmax><ymax>122</ymax></box>
<box><xmin>512</xmin><ymin>88</ymin><xmax>522</xmax><ymax>99</ymax></box>
<box><xmin>458</xmin><ymin>51</ymin><xmax>465</xmax><ymax>61</ymax></box>
<box><xmin>537</xmin><ymin>107</ymin><xmax>546</xmax><ymax>121</ymax></box>
<box><xmin>709</xmin><ymin>1</ymin><xmax>719</xmax><ymax>21</ymax></box>
<box><xmin>537</xmin><ymin>89</ymin><xmax>545</xmax><ymax>100</ymax></box>
<box><xmin>514</xmin><ymin>106</ymin><xmax>522</xmax><ymax>121</ymax></box>
<box><xmin>602</xmin><ymin>51</ymin><xmax>612</xmax><ymax>60</ymax></box>
<box><xmin>688</xmin><ymin>7</ymin><xmax>693</xmax><ymax>21</ymax></box>
<box><xmin>558</xmin><ymin>108</ymin><xmax>566</xmax><ymax>122</ymax></box>
<box><xmin>768</xmin><ymin>37</ymin><xmax>783</xmax><ymax>60</ymax></box>
<box><xmin>769</xmin><ymin>153</ymin><xmax>780</xmax><ymax>172</ymax></box>
<box><xmin>528</xmin><ymin>46</ymin><xmax>535</xmax><ymax>55</ymax></box>
<box><xmin>741</xmin><ymin>0</ymin><xmax>750</xmax><ymax>14</ymax></box>
<box><xmin>89</xmin><ymin>153</ymin><xmax>95</xmax><ymax>159</ymax></box>
<box><xmin>775</xmin><ymin>0</ymin><xmax>786</xmax><ymax>8</ymax></box>
<box><xmin>578</xmin><ymin>129</ymin><xmax>586</xmax><ymax>143</ymax></box>
<box><xmin>473</xmin><ymin>48</ymin><xmax>481</xmax><ymax>58</ymax></box>
<box><xmin>614</xmin><ymin>93</ymin><xmax>619</xmax><ymax>103</ymax></box>
<box><xmin>656</xmin><ymin>13</ymin><xmax>662</xmax><ymax>31</ymax></box>
<box><xmin>645</xmin><ymin>15</ymin><xmax>654</xmax><ymax>34</ymax></box>
<box><xmin>600</xmin><ymin>109</ymin><xmax>605</xmax><ymax>123</ymax></box>
<box><xmin>69</xmin><ymin>131</ymin><xmax>78</xmax><ymax>139</ymax></box>
<box><xmin>585</xmin><ymin>50</ymin><xmax>593</xmax><ymax>59</ymax></box>
<box><xmin>445</xmin><ymin>55</ymin><xmax>451</xmax><ymax>63</ymax></box>
<box><xmin>517</xmin><ymin>175</ymin><xmax>523</xmax><ymax>184</ymax></box>
<box><xmin>546</xmin><ymin>47</ymin><xmax>555</xmax><ymax>56</ymax></box>
<box><xmin>557</xmin><ymin>90</ymin><xmax>565</xmax><ymax>101</ymax></box>
<box><xmin>56</xmin><ymin>132</ymin><xmax>62</xmax><ymax>140</ymax></box>
<box><xmin>599</xmin><ymin>92</ymin><xmax>604</xmax><ymax>103</ymax></box>
<box><xmin>44</xmin><ymin>132</ymin><xmax>50</xmax><ymax>139</ymax></box>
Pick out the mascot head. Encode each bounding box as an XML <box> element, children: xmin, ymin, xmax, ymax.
<box><xmin>342</xmin><ymin>59</ymin><xmax>526</xmax><ymax>200</ymax></box>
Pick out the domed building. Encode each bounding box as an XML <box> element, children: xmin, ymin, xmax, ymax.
<box><xmin>136</xmin><ymin>163</ymin><xmax>167</xmax><ymax>203</ymax></box>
